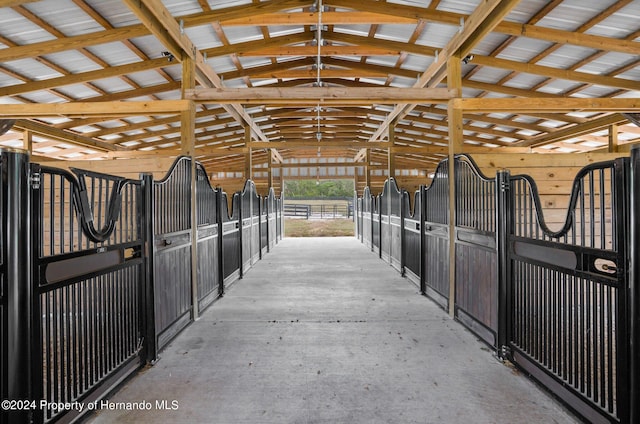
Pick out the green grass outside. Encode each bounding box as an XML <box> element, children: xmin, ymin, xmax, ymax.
<box><xmin>284</xmin><ymin>218</ymin><xmax>355</xmax><ymax>237</ymax></box>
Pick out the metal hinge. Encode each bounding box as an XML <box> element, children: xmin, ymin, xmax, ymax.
<box><xmin>30</xmin><ymin>172</ymin><xmax>41</xmax><ymax>189</ymax></box>
<box><xmin>500</xmin><ymin>181</ymin><xmax>510</xmax><ymax>193</ymax></box>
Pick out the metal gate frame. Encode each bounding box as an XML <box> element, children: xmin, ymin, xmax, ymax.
<box><xmin>353</xmin><ymin>148</ymin><xmax>640</xmax><ymax>423</ymax></box>
<box><xmin>0</xmin><ymin>149</ymin><xmax>285</xmax><ymax>424</ymax></box>
<box><xmin>504</xmin><ymin>157</ymin><xmax>631</xmax><ymax>423</ymax></box>
<box><xmin>30</xmin><ymin>160</ymin><xmax>146</xmax><ymax>423</ymax></box>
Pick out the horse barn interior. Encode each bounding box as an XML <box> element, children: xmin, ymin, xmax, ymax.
<box><xmin>1</xmin><ymin>0</ymin><xmax>640</xmax><ymax>423</ymax></box>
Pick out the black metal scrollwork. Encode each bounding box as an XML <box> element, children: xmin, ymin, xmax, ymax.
<box><xmin>71</xmin><ymin>167</ymin><xmax>126</xmax><ymax>243</ymax></box>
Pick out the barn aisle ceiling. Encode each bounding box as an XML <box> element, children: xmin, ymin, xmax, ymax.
<box><xmin>0</xmin><ymin>0</ymin><xmax>639</xmax><ymax>176</ymax></box>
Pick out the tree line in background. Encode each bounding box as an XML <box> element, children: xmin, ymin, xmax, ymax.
<box><xmin>284</xmin><ymin>179</ymin><xmax>354</xmax><ymax>198</ymax></box>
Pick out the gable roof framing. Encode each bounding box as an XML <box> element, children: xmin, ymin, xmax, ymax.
<box><xmin>0</xmin><ymin>0</ymin><xmax>638</xmax><ymax>175</ymax></box>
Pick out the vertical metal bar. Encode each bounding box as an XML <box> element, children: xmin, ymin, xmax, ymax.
<box><xmin>387</xmin><ymin>182</ymin><xmax>392</xmax><ymax>264</ymax></box>
<box><xmin>140</xmin><ymin>173</ymin><xmax>157</xmax><ymax>363</ymax></box>
<box><xmin>238</xmin><ymin>192</ymin><xmax>244</xmax><ymax>279</ymax></box>
<box><xmin>217</xmin><ymin>190</ymin><xmax>225</xmax><ymax>297</ymax></box>
<box><xmin>258</xmin><ymin>196</ymin><xmax>263</xmax><ymax>260</ymax></box>
<box><xmin>2</xmin><ymin>150</ymin><xmax>32</xmax><ymax>423</ymax></box>
<box><xmin>266</xmin><ymin>193</ymin><xmax>270</xmax><ymax>253</ymax></box>
<box><xmin>622</xmin><ymin>150</ymin><xmax>637</xmax><ymax>423</ymax></box>
<box><xmin>496</xmin><ymin>170</ymin><xmax>511</xmax><ymax>358</ymax></box>
<box><xmin>370</xmin><ymin>193</ymin><xmax>374</xmax><ymax>253</ymax></box>
<box><xmin>400</xmin><ymin>190</ymin><xmax>405</xmax><ymax>276</ymax></box>
<box><xmin>378</xmin><ymin>196</ymin><xmax>382</xmax><ymax>259</ymax></box>
<box><xmin>190</xmin><ymin>158</ymin><xmax>199</xmax><ymax>321</ymax></box>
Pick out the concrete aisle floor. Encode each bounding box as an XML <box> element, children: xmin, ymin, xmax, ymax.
<box><xmin>90</xmin><ymin>237</ymin><xmax>578</xmax><ymax>424</ymax></box>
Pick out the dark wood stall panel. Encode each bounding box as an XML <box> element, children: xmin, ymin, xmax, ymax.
<box><xmin>384</xmin><ymin>179</ymin><xmax>403</xmax><ymax>272</ymax></box>
<box><xmin>221</xmin><ymin>192</ymin><xmax>241</xmax><ymax>287</ymax></box>
<box><xmin>196</xmin><ymin>164</ymin><xmax>220</xmax><ymax>313</ymax></box>
<box><xmin>423</xmin><ymin>159</ymin><xmax>450</xmax><ymax>310</ymax></box>
<box><xmin>403</xmin><ymin>190</ymin><xmax>421</xmax><ymax>286</ymax></box>
<box><xmin>241</xmin><ymin>180</ymin><xmax>261</xmax><ymax>273</ymax></box>
<box><xmin>454</xmin><ymin>155</ymin><xmax>498</xmax><ymax>347</ymax></box>
<box><xmin>151</xmin><ymin>157</ymin><xmax>193</xmax><ymax>351</ymax></box>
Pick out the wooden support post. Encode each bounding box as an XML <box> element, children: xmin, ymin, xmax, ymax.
<box><xmin>354</xmin><ymin>167</ymin><xmax>359</xmax><ymax>196</ymax></box>
<box><xmin>244</xmin><ymin>125</ymin><xmax>252</xmax><ymax>181</ymax></box>
<box><xmin>181</xmin><ymin>57</ymin><xmax>199</xmax><ymax>321</ymax></box>
<box><xmin>365</xmin><ymin>149</ymin><xmax>371</xmax><ymax>189</ymax></box>
<box><xmin>279</xmin><ymin>172</ymin><xmax>285</xmax><ymax>196</ymax></box>
<box><xmin>22</xmin><ymin>129</ymin><xmax>32</xmax><ymax>153</ymax></box>
<box><xmin>447</xmin><ymin>54</ymin><xmax>463</xmax><ymax>318</ymax></box>
<box><xmin>267</xmin><ymin>149</ymin><xmax>274</xmax><ymax>189</ymax></box>
<box><xmin>388</xmin><ymin>123</ymin><xmax>396</xmax><ymax>180</ymax></box>
<box><xmin>609</xmin><ymin>124</ymin><xmax>619</xmax><ymax>152</ymax></box>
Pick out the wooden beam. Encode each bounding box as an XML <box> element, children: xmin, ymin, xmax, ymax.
<box><xmin>13</xmin><ymin>119</ymin><xmax>122</xmax><ymax>151</ymax></box>
<box><xmin>327</xmin><ymin>31</ymin><xmax>436</xmax><ymax>58</ymax></box>
<box><xmin>221</xmin><ymin>11</ymin><xmax>416</xmax><ymax>26</ymax></box>
<box><xmin>365</xmin><ymin>149</ymin><xmax>371</xmax><ymax>188</ymax></box>
<box><xmin>0</xmin><ymin>0</ymin><xmax>38</xmax><ymax>6</ymax></box>
<box><xmin>185</xmin><ymin>87</ymin><xmax>454</xmax><ymax>104</ymax></box>
<box><xmin>181</xmin><ymin>63</ymin><xmax>196</xmax><ymax>155</ymax></box>
<box><xmin>367</xmin><ymin>0</ymin><xmax>519</xmax><ymax>143</ymax></box>
<box><xmin>0</xmin><ymin>100</ymin><xmax>191</xmax><ymax>118</ymax></box>
<box><xmin>496</xmin><ymin>20</ymin><xmax>640</xmax><ymax>57</ymax></box>
<box><xmin>609</xmin><ymin>124</ymin><xmax>619</xmax><ymax>153</ymax></box>
<box><xmin>457</xmin><ymin>98</ymin><xmax>640</xmax><ymax>113</ymax></box>
<box><xmin>244</xmin><ymin>126</ymin><xmax>252</xmax><ymax>180</ymax></box>
<box><xmin>0</xmin><ymin>58</ymin><xmax>172</xmax><ymax>97</ymax></box>
<box><xmin>471</xmin><ymin>55</ymin><xmax>639</xmax><ymax>92</ymax></box>
<box><xmin>202</xmin><ymin>32</ymin><xmax>308</xmax><ymax>58</ymax></box>
<box><xmin>270</xmin><ymin>148</ymin><xmax>283</xmax><ymax>163</ymax></box>
<box><xmin>249</xmin><ymin>69</ymin><xmax>391</xmax><ymax>79</ymax></box>
<box><xmin>22</xmin><ymin>129</ymin><xmax>32</xmax><ymax>153</ymax></box>
<box><xmin>447</xmin><ymin>53</ymin><xmax>463</xmax><ymax>318</ymax></box>
<box><xmin>0</xmin><ymin>1</ymin><xmax>307</xmax><ymax>63</ymax></box>
<box><xmin>249</xmin><ymin>141</ymin><xmax>387</xmax><ymax>149</ymax></box>
<box><xmin>273</xmin><ymin>161</ymin><xmax>363</xmax><ymax>168</ymax></box>
<box><xmin>388</xmin><ymin>123</ymin><xmax>396</xmax><ymax>179</ymax></box>
<box><xmin>0</xmin><ymin>25</ymin><xmax>148</xmax><ymax>63</ymax></box>
<box><xmin>121</xmin><ymin>0</ymin><xmax>268</xmax><ymax>149</ymax></box>
<box><xmin>328</xmin><ymin>0</ymin><xmax>640</xmax><ymax>56</ymax></box>
<box><xmin>179</xmin><ymin>58</ymin><xmax>198</xmax><ymax>322</ymax></box>
<box><xmin>240</xmin><ymin>45</ymin><xmax>404</xmax><ymax>57</ymax></box>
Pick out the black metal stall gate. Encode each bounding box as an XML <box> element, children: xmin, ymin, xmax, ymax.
<box><xmin>0</xmin><ymin>150</ymin><xmax>283</xmax><ymax>424</ymax></box>
<box><xmin>355</xmin><ymin>152</ymin><xmax>640</xmax><ymax>424</ymax></box>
